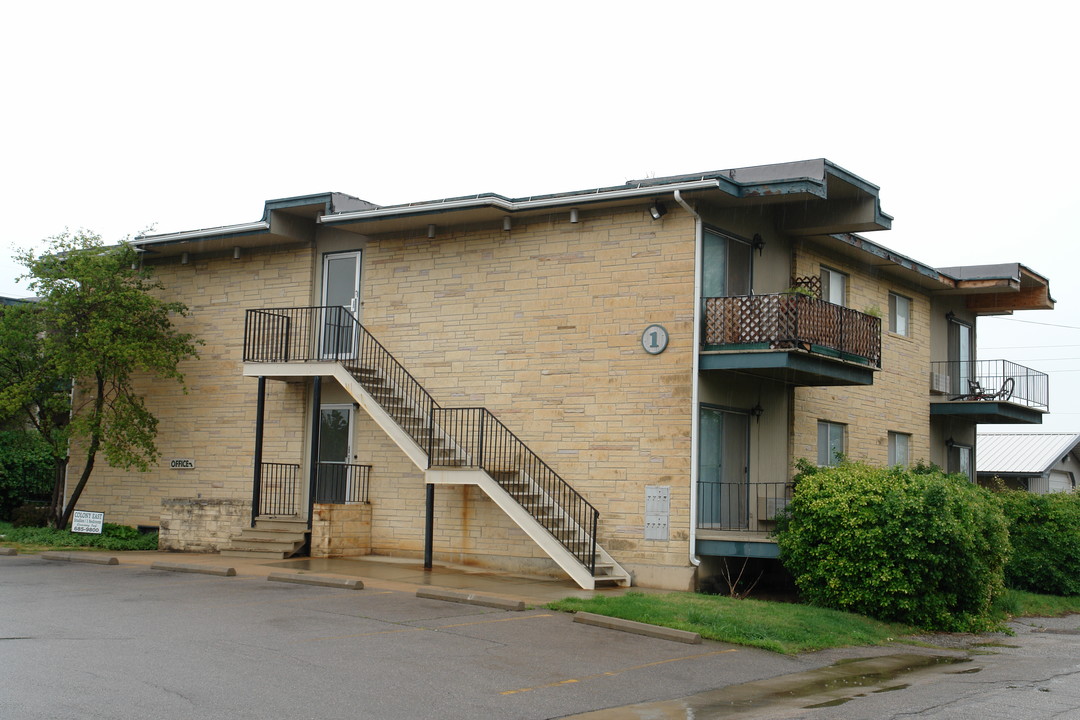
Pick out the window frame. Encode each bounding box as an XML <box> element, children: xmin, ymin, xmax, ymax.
<box><xmin>820</xmin><ymin>266</ymin><xmax>848</xmax><ymax>307</ymax></box>
<box><xmin>888</xmin><ymin>292</ymin><xmax>911</xmax><ymax>337</ymax></box>
<box><xmin>817</xmin><ymin>420</ymin><xmax>846</xmax><ymax>466</ymax></box>
<box><xmin>888</xmin><ymin>431</ymin><xmax>911</xmax><ymax>466</ymax></box>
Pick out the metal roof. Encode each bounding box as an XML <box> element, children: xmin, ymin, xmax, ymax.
<box><xmin>977</xmin><ymin>432</ymin><xmax>1080</xmax><ymax>476</ymax></box>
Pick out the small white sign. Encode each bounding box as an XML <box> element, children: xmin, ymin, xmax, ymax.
<box><xmin>170</xmin><ymin>459</ymin><xmax>196</xmax><ymax>469</ymax></box>
<box><xmin>72</xmin><ymin>511</ymin><xmax>104</xmax><ymax>535</ymax></box>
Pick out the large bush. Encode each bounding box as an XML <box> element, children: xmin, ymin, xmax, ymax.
<box><xmin>0</xmin><ymin>430</ymin><xmax>54</xmax><ymax>520</ymax></box>
<box><xmin>776</xmin><ymin>461</ymin><xmax>1009</xmax><ymax>631</ymax></box>
<box><xmin>1000</xmin><ymin>490</ymin><xmax>1080</xmax><ymax>596</ymax></box>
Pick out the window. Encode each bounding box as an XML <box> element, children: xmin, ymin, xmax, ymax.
<box><xmin>820</xmin><ymin>267</ymin><xmax>847</xmax><ymax>306</ymax></box>
<box><xmin>889</xmin><ymin>293</ymin><xmax>911</xmax><ymax>336</ymax></box>
<box><xmin>817</xmin><ymin>421</ymin><xmax>845</xmax><ymax>466</ymax></box>
<box><xmin>888</xmin><ymin>432</ymin><xmax>910</xmax><ymax>466</ymax></box>
<box><xmin>702</xmin><ymin>229</ymin><xmax>752</xmax><ymax>297</ymax></box>
<box><xmin>948</xmin><ymin>443</ymin><xmax>974</xmax><ymax>482</ymax></box>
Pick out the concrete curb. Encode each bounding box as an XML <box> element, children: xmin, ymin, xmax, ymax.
<box><xmin>267</xmin><ymin>572</ymin><xmax>364</xmax><ymax>590</ymax></box>
<box><xmin>416</xmin><ymin>587</ymin><xmax>525</xmax><ymax>611</ymax></box>
<box><xmin>573</xmin><ymin>611</ymin><xmax>702</xmax><ymax>644</ymax></box>
<box><xmin>41</xmin><ymin>552</ymin><xmax>119</xmax><ymax>566</ymax></box>
<box><xmin>151</xmin><ymin>561</ymin><xmax>236</xmax><ymax>577</ymax></box>
<box><xmin>0</xmin><ymin>547</ymin><xmax>17</xmax><ymax>556</ymax></box>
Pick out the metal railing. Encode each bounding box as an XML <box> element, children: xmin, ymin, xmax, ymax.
<box><xmin>315</xmin><ymin>462</ymin><xmax>371</xmax><ymax>504</ymax></box>
<box><xmin>703</xmin><ymin>294</ymin><xmax>882</xmax><ymax>368</ymax></box>
<box><xmin>930</xmin><ymin>359</ymin><xmax>1048</xmax><ymax>411</ymax></box>
<box><xmin>244</xmin><ymin>307</ymin><xmax>602</xmax><ymax>574</ymax></box>
<box><xmin>258</xmin><ymin>462</ymin><xmax>301</xmax><ymax>516</ymax></box>
<box><xmin>432</xmin><ymin>408</ymin><xmax>599</xmax><ymax>572</ymax></box>
<box><xmin>697</xmin><ymin>481</ymin><xmax>793</xmax><ymax>532</ymax></box>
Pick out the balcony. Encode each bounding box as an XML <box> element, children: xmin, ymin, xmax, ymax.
<box><xmin>700</xmin><ymin>294</ymin><xmax>882</xmax><ymax>386</ymax></box>
<box><xmin>695</xmin><ymin>481</ymin><xmax>792</xmax><ymax>559</ymax></box>
<box><xmin>930</xmin><ymin>359</ymin><xmax>1048</xmax><ymax>424</ymax></box>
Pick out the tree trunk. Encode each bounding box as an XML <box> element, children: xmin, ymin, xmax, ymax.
<box><xmin>58</xmin><ymin>372</ymin><xmax>104</xmax><ymax>530</ymax></box>
<box><xmin>48</xmin><ymin>456</ymin><xmax>68</xmax><ymax>529</ymax></box>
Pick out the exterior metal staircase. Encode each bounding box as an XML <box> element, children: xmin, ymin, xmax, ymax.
<box><xmin>243</xmin><ymin>306</ymin><xmax>631</xmax><ymax>589</ymax></box>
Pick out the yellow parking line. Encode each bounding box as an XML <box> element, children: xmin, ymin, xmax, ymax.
<box><xmin>500</xmin><ymin>649</ymin><xmax>738</xmax><ymax>695</ymax></box>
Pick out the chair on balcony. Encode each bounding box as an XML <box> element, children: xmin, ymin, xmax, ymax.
<box><xmin>951</xmin><ymin>377</ymin><xmax>1014</xmax><ymax>402</ymax></box>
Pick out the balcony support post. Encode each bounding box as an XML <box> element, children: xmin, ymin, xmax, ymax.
<box><xmin>307</xmin><ymin>376</ymin><xmax>322</xmax><ymax>530</ymax></box>
<box><xmin>251</xmin><ymin>375</ymin><xmax>266</xmax><ymax>528</ymax></box>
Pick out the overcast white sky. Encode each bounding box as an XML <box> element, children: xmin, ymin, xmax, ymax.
<box><xmin>2</xmin><ymin>1</ymin><xmax>1077</xmax><ymax>432</ymax></box>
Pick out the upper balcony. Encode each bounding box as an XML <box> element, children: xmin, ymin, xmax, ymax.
<box><xmin>930</xmin><ymin>359</ymin><xmax>1048</xmax><ymax>424</ymax></box>
<box><xmin>700</xmin><ymin>293</ymin><xmax>882</xmax><ymax>386</ymax></box>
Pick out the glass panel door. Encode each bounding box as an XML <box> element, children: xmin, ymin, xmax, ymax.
<box><xmin>320</xmin><ymin>251</ymin><xmax>361</xmax><ymax>358</ymax></box>
<box><xmin>698</xmin><ymin>406</ymin><xmax>749</xmax><ymax>529</ymax></box>
<box><xmin>949</xmin><ymin>319</ymin><xmax>974</xmax><ymax>395</ymax></box>
<box><xmin>316</xmin><ymin>405</ymin><xmax>353</xmax><ymax>503</ymax></box>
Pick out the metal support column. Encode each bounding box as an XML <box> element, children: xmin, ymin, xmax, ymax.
<box><xmin>307</xmin><ymin>376</ymin><xmax>322</xmax><ymax>530</ymax></box>
<box><xmin>424</xmin><ymin>483</ymin><xmax>434</xmax><ymax>569</ymax></box>
<box><xmin>251</xmin><ymin>376</ymin><xmax>266</xmax><ymax>528</ymax></box>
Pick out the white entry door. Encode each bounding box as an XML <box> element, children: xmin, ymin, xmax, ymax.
<box><xmin>320</xmin><ymin>251</ymin><xmax>361</xmax><ymax>358</ymax></box>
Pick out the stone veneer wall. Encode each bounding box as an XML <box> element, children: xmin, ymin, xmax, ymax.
<box><xmin>357</xmin><ymin>206</ymin><xmax>699</xmax><ymax>589</ymax></box>
<box><xmin>791</xmin><ymin>244</ymin><xmax>933</xmax><ymax>467</ymax></box>
<box><xmin>66</xmin><ymin>244</ymin><xmax>314</xmax><ymax>528</ymax></box>
<box><xmin>159</xmin><ymin>498</ymin><xmax>251</xmax><ymax>552</ymax></box>
<box><xmin>310</xmin><ymin>503</ymin><xmax>372</xmax><ymax>558</ymax></box>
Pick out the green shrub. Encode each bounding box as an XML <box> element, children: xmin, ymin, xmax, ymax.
<box><xmin>11</xmin><ymin>504</ymin><xmax>50</xmax><ymax>528</ymax></box>
<box><xmin>776</xmin><ymin>461</ymin><xmax>1009</xmax><ymax>631</ymax></box>
<box><xmin>0</xmin><ymin>522</ymin><xmax>159</xmax><ymax>551</ymax></box>
<box><xmin>1000</xmin><ymin>490</ymin><xmax>1080</xmax><ymax>596</ymax></box>
<box><xmin>0</xmin><ymin>430</ymin><xmax>54</xmax><ymax>520</ymax></box>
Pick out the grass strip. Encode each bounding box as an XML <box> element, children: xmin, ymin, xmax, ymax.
<box><xmin>0</xmin><ymin>520</ymin><xmax>158</xmax><ymax>552</ymax></box>
<box><xmin>548</xmin><ymin>591</ymin><xmax>910</xmax><ymax>655</ymax></box>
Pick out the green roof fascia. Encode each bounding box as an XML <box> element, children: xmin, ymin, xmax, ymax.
<box><xmin>930</xmin><ymin>402</ymin><xmax>1046</xmax><ymax>425</ymax></box>
<box><xmin>830</xmin><ymin>233</ymin><xmax>942</xmax><ymax>281</ymax></box>
<box><xmin>699</xmin><ymin>350</ymin><xmax>877</xmax><ymax>385</ymax></box>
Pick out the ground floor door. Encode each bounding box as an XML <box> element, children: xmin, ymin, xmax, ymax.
<box><xmin>698</xmin><ymin>405</ymin><xmax>750</xmax><ymax>529</ymax></box>
<box><xmin>315</xmin><ymin>404</ymin><xmax>354</xmax><ymax>503</ymax></box>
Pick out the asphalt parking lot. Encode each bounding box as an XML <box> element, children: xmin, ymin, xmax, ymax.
<box><xmin>6</xmin><ymin>553</ymin><xmax>1080</xmax><ymax>720</ymax></box>
<box><xmin>0</xmin><ymin>553</ymin><xmax>845</xmax><ymax>720</ymax></box>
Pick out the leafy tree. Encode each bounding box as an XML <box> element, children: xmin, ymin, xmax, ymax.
<box><xmin>999</xmin><ymin>490</ymin><xmax>1080</xmax><ymax>596</ymax></box>
<box><xmin>3</xmin><ymin>231</ymin><xmax>200</xmax><ymax>528</ymax></box>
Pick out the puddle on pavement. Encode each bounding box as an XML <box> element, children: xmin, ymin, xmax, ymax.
<box><xmin>564</xmin><ymin>654</ymin><xmax>972</xmax><ymax>719</ymax></box>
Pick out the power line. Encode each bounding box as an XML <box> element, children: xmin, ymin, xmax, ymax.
<box><xmin>982</xmin><ymin>317</ymin><xmax>1080</xmax><ymax>331</ymax></box>
<box><xmin>981</xmin><ymin>344</ymin><xmax>1080</xmax><ymax>350</ymax></box>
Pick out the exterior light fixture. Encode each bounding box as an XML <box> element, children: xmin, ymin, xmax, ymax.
<box><xmin>649</xmin><ymin>202</ymin><xmax>667</xmax><ymax>220</ymax></box>
<box><xmin>503</xmin><ymin>216</ymin><xmax>512</xmax><ymax>231</ymax></box>
<box><xmin>427</xmin><ymin>224</ymin><xmax>436</xmax><ymax>239</ymax></box>
<box><xmin>570</xmin><ymin>208</ymin><xmax>579</xmax><ymax>223</ymax></box>
<box><xmin>752</xmin><ymin>233</ymin><xmax>766</xmax><ymax>255</ymax></box>
<box><xmin>181</xmin><ymin>252</ymin><xmax>189</xmax><ymax>265</ymax></box>
<box><xmin>945</xmin><ymin>311</ymin><xmax>956</xmax><ymax>322</ymax></box>
<box><xmin>233</xmin><ymin>246</ymin><xmax>241</xmax><ymax>260</ymax></box>
<box><xmin>750</xmin><ymin>403</ymin><xmax>764</xmax><ymax>421</ymax></box>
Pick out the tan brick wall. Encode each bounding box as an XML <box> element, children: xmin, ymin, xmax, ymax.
<box><xmin>357</xmin><ymin>207</ymin><xmax>699</xmax><ymax>577</ymax></box>
<box><xmin>791</xmin><ymin>243</ymin><xmax>932</xmax><ymax>467</ymax></box>
<box><xmin>66</xmin><ymin>244</ymin><xmax>315</xmax><ymax>527</ymax></box>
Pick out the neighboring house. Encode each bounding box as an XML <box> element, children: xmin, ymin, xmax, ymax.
<box><xmin>977</xmin><ymin>433</ymin><xmax>1080</xmax><ymax>493</ymax></box>
<box><xmin>63</xmin><ymin>159</ymin><xmax>1054</xmax><ymax>590</ymax></box>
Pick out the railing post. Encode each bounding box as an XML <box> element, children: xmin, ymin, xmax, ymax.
<box><xmin>478</xmin><ymin>410</ymin><xmax>486</xmax><ymax>471</ymax></box>
<box><xmin>251</xmin><ymin>376</ymin><xmax>266</xmax><ymax>527</ymax></box>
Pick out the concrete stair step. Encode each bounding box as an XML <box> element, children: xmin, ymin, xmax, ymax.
<box><xmin>220</xmin><ymin>548</ymin><xmax>290</xmax><ymax>559</ymax></box>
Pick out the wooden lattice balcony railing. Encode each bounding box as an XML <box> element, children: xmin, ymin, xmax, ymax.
<box><xmin>703</xmin><ymin>294</ymin><xmax>882</xmax><ymax>368</ymax></box>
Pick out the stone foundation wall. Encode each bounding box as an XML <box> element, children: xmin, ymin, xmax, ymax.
<box><xmin>310</xmin><ymin>503</ymin><xmax>372</xmax><ymax>558</ymax></box>
<box><xmin>159</xmin><ymin>498</ymin><xmax>251</xmax><ymax>552</ymax></box>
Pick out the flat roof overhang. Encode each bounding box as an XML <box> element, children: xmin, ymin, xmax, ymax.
<box><xmin>930</xmin><ymin>401</ymin><xmax>1045</xmax><ymax>425</ymax></box>
<box><xmin>699</xmin><ymin>350</ymin><xmax>877</xmax><ymax>386</ymax></box>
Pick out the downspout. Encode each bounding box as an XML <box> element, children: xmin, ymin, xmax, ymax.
<box><xmin>674</xmin><ymin>189</ymin><xmax>703</xmax><ymax>570</ymax></box>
